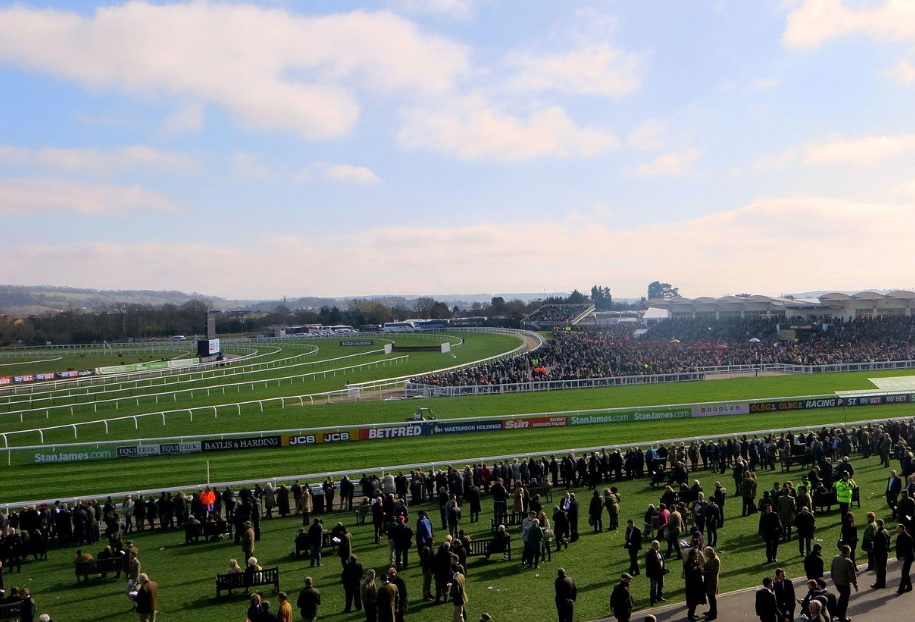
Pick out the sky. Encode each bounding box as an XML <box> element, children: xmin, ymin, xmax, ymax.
<box><xmin>1</xmin><ymin>0</ymin><xmax>915</xmax><ymax>301</ymax></box>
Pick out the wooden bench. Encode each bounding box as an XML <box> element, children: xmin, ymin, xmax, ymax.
<box><xmin>490</xmin><ymin>511</ymin><xmax>526</xmax><ymax>533</ymax></box>
<box><xmin>354</xmin><ymin>503</ymin><xmax>372</xmax><ymax>524</ymax></box>
<box><xmin>75</xmin><ymin>555</ymin><xmax>129</xmax><ymax>583</ymax></box>
<box><xmin>185</xmin><ymin>519</ymin><xmax>231</xmax><ymax>543</ymax></box>
<box><xmin>0</xmin><ymin>601</ymin><xmax>21</xmax><ymax>622</ymax></box>
<box><xmin>293</xmin><ymin>532</ymin><xmax>334</xmax><ymax>558</ymax></box>
<box><xmin>528</xmin><ymin>483</ymin><xmax>553</xmax><ymax>503</ymax></box>
<box><xmin>215</xmin><ymin>567</ymin><xmax>280</xmax><ymax>598</ymax></box>
<box><xmin>780</xmin><ymin>451</ymin><xmax>812</xmax><ymax>472</ymax></box>
<box><xmin>812</xmin><ymin>487</ymin><xmax>860</xmax><ymax>513</ymax></box>
<box><xmin>465</xmin><ymin>537</ymin><xmax>511</xmax><ymax>561</ymax></box>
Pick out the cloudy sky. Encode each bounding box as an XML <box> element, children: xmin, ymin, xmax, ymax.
<box><xmin>2</xmin><ymin>0</ymin><xmax>914</xmax><ymax>301</ymax></box>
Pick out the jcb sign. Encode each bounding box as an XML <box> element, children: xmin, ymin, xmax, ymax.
<box><xmin>282</xmin><ymin>432</ymin><xmax>353</xmax><ymax>447</ymax></box>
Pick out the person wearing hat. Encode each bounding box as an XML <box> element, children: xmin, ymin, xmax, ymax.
<box><xmin>609</xmin><ymin>573</ymin><xmax>634</xmax><ymax>622</ymax></box>
<box><xmin>242</xmin><ymin>520</ymin><xmax>255</xmax><ymax>561</ymax></box>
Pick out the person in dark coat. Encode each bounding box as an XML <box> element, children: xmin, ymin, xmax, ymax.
<box><xmin>871</xmin><ymin>519</ymin><xmax>892</xmax><ymax>588</ymax></box>
<box><xmin>297</xmin><ymin>576</ymin><xmax>321</xmax><ymax>622</ymax></box>
<box><xmin>804</xmin><ymin>544</ymin><xmax>824</xmax><ymax>580</ymax></box>
<box><xmin>683</xmin><ymin>548</ymin><xmax>706</xmax><ymax>620</ymax></box>
<box><xmin>896</xmin><ymin>523</ymin><xmax>915</xmax><ymax>594</ymax></box>
<box><xmin>341</xmin><ymin>554</ymin><xmax>363</xmax><ymax>613</ymax></box>
<box><xmin>623</xmin><ymin>520</ymin><xmax>642</xmax><ymax>576</ymax></box>
<box><xmin>755</xmin><ymin>577</ymin><xmax>778</xmax><ymax>622</ymax></box>
<box><xmin>758</xmin><ymin>505</ymin><xmax>783</xmax><ymax>564</ymax></box>
<box><xmin>773</xmin><ymin>568</ymin><xmax>795</xmax><ymax>622</ymax></box>
<box><xmin>554</xmin><ymin>567</ymin><xmax>577</xmax><ymax>622</ymax></box>
<box><xmin>609</xmin><ymin>572</ymin><xmax>634</xmax><ymax>622</ymax></box>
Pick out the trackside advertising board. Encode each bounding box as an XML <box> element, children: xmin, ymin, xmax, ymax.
<box><xmin>25</xmin><ymin>391</ymin><xmax>915</xmax><ymax>464</ymax></box>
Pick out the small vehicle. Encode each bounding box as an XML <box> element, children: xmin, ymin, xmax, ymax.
<box><xmin>406</xmin><ymin>407</ymin><xmax>437</xmax><ymax>422</ymax></box>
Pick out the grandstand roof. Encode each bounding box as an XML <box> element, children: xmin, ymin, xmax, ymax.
<box><xmin>649</xmin><ymin>291</ymin><xmax>915</xmax><ymax>312</ymax></box>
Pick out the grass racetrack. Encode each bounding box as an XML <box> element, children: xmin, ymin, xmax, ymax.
<box><xmin>1</xmin><ymin>332</ymin><xmax>913</xmax><ymax>622</ymax></box>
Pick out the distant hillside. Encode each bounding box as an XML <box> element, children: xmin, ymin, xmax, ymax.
<box><xmin>0</xmin><ymin>285</ymin><xmax>576</xmax><ymax>317</ymax></box>
<box><xmin>0</xmin><ymin>285</ymin><xmax>230</xmax><ymax>316</ymax></box>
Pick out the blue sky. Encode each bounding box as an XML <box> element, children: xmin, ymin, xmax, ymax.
<box><xmin>2</xmin><ymin>0</ymin><xmax>914</xmax><ymax>300</ymax></box>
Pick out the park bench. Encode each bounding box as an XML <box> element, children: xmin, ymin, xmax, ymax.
<box><xmin>293</xmin><ymin>531</ymin><xmax>334</xmax><ymax>558</ymax></box>
<box><xmin>812</xmin><ymin>487</ymin><xmax>861</xmax><ymax>513</ymax></box>
<box><xmin>354</xmin><ymin>503</ymin><xmax>372</xmax><ymax>524</ymax></box>
<box><xmin>184</xmin><ymin>519</ymin><xmax>231</xmax><ymax>543</ymax></box>
<box><xmin>215</xmin><ymin>566</ymin><xmax>280</xmax><ymax>598</ymax></box>
<box><xmin>0</xmin><ymin>601</ymin><xmax>21</xmax><ymax>622</ymax></box>
<box><xmin>490</xmin><ymin>511</ymin><xmax>526</xmax><ymax>532</ymax></box>
<box><xmin>781</xmin><ymin>446</ymin><xmax>812</xmax><ymax>472</ymax></box>
<box><xmin>74</xmin><ymin>555</ymin><xmax>128</xmax><ymax>583</ymax></box>
<box><xmin>528</xmin><ymin>483</ymin><xmax>553</xmax><ymax>503</ymax></box>
<box><xmin>464</xmin><ymin>537</ymin><xmax>512</xmax><ymax>561</ymax></box>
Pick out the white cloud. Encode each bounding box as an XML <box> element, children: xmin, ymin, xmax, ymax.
<box><xmin>784</xmin><ymin>0</ymin><xmax>915</xmax><ymax>49</ymax></box>
<box><xmin>751</xmin><ymin>147</ymin><xmax>800</xmax><ymax>171</ymax></box>
<box><xmin>322</xmin><ymin>164</ymin><xmax>381</xmax><ymax>184</ymax></box>
<box><xmin>1</xmin><ymin>194</ymin><xmax>910</xmax><ymax>298</ymax></box>
<box><xmin>163</xmin><ymin>103</ymin><xmax>204</xmax><ymax>136</ymax></box>
<box><xmin>631</xmin><ymin>149</ymin><xmax>700</xmax><ymax>176</ymax></box>
<box><xmin>397</xmin><ymin>98</ymin><xmax>619</xmax><ymax>160</ymax></box>
<box><xmin>804</xmin><ymin>134</ymin><xmax>915</xmax><ymax>166</ymax></box>
<box><xmin>0</xmin><ymin>145</ymin><xmax>197</xmax><ymax>175</ymax></box>
<box><xmin>0</xmin><ymin>177</ymin><xmax>180</xmax><ymax>214</ymax></box>
<box><xmin>0</xmin><ymin>3</ymin><xmax>470</xmax><ymax>140</ymax></box>
<box><xmin>233</xmin><ymin>153</ymin><xmax>273</xmax><ymax>179</ymax></box>
<box><xmin>503</xmin><ymin>43</ymin><xmax>640</xmax><ymax>96</ymax></box>
<box><xmin>886</xmin><ymin>58</ymin><xmax>915</xmax><ymax>85</ymax></box>
<box><xmin>397</xmin><ymin>0</ymin><xmax>476</xmax><ymax>19</ymax></box>
<box><xmin>627</xmin><ymin>119</ymin><xmax>666</xmax><ymax>150</ymax></box>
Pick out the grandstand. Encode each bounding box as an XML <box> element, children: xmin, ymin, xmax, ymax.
<box><xmin>521</xmin><ymin>303</ymin><xmax>594</xmax><ymax>329</ymax></box>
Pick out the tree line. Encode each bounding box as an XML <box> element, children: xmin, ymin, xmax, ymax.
<box><xmin>0</xmin><ymin>282</ymin><xmax>678</xmax><ymax>346</ymax></box>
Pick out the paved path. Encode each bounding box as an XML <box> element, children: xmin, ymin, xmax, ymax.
<box><xmin>593</xmin><ymin>558</ymin><xmax>912</xmax><ymax>621</ymax></box>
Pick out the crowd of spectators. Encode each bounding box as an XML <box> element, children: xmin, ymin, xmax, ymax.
<box><xmin>412</xmin><ymin>316</ymin><xmax>915</xmax><ymax>387</ymax></box>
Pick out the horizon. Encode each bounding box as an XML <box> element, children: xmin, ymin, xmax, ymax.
<box><xmin>2</xmin><ymin>1</ymin><xmax>915</xmax><ymax>299</ymax></box>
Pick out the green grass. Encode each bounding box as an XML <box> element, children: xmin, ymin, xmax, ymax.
<box><xmin>10</xmin><ymin>453</ymin><xmax>895</xmax><ymax>622</ymax></box>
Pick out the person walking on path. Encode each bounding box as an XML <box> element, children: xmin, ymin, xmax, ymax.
<box><xmin>896</xmin><ymin>523</ymin><xmax>915</xmax><ymax>594</ymax></box>
<box><xmin>871</xmin><ymin>519</ymin><xmax>892</xmax><ymax>589</ymax></box>
<box><xmin>555</xmin><ymin>567</ymin><xmax>577</xmax><ymax>622</ymax></box>
<box><xmin>830</xmin><ymin>544</ymin><xmax>858</xmax><ymax>622</ymax></box>
<box><xmin>773</xmin><ymin>568</ymin><xmax>795</xmax><ymax>622</ymax></box>
<box><xmin>609</xmin><ymin>572</ymin><xmax>634</xmax><ymax>622</ymax></box>
<box><xmin>646</xmin><ymin>540</ymin><xmax>667</xmax><ymax>606</ymax></box>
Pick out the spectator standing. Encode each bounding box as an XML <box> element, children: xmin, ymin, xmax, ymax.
<box><xmin>646</xmin><ymin>540</ymin><xmax>667</xmax><ymax>606</ymax></box>
<box><xmin>609</xmin><ymin>572</ymin><xmax>634</xmax><ymax>622</ymax></box>
<box><xmin>360</xmin><ymin>569</ymin><xmax>378</xmax><ymax>622</ymax></box>
<box><xmin>773</xmin><ymin>568</ymin><xmax>795</xmax><ymax>622</ymax></box>
<box><xmin>554</xmin><ymin>567</ymin><xmax>577</xmax><ymax>622</ymax></box>
<box><xmin>341</xmin><ymin>554</ymin><xmax>363</xmax><ymax>613</ymax></box>
<box><xmin>297</xmin><ymin>577</ymin><xmax>321</xmax><ymax>622</ymax></box>
<box><xmin>623</xmin><ymin>520</ymin><xmax>642</xmax><ymax>576</ymax></box>
<box><xmin>871</xmin><ymin>519</ymin><xmax>892</xmax><ymax>588</ymax></box>
<box><xmin>897</xmin><ymin>524</ymin><xmax>915</xmax><ymax>594</ymax></box>
<box><xmin>755</xmin><ymin>577</ymin><xmax>778</xmax><ymax>622</ymax></box>
<box><xmin>702</xmin><ymin>546</ymin><xmax>720</xmax><ymax>620</ymax></box>
<box><xmin>133</xmin><ymin>573</ymin><xmax>158</xmax><ymax>622</ymax></box>
<box><xmin>276</xmin><ymin>592</ymin><xmax>293</xmax><ymax>622</ymax></box>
